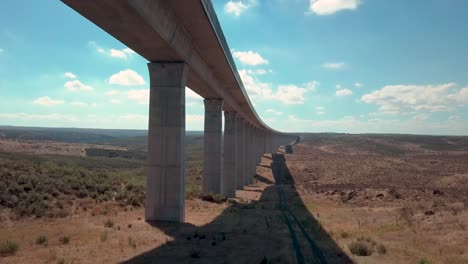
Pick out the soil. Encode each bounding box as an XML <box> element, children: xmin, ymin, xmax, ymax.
<box><xmin>1</xmin><ymin>134</ymin><xmax>467</xmax><ymax>263</ymax></box>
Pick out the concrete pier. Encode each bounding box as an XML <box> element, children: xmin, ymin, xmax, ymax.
<box><xmin>146</xmin><ymin>62</ymin><xmax>188</xmax><ymax>223</ymax></box>
<box><xmin>203</xmin><ymin>99</ymin><xmax>223</xmax><ymax>193</ymax></box>
<box><xmin>222</xmin><ymin>111</ymin><xmax>237</xmax><ymax>197</ymax></box>
<box><xmin>236</xmin><ymin>117</ymin><xmax>244</xmax><ymax>190</ymax></box>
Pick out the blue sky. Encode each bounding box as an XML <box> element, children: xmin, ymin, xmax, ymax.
<box><xmin>0</xmin><ymin>0</ymin><xmax>467</xmax><ymax>135</ymax></box>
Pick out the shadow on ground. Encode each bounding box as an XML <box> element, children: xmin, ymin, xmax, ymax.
<box><xmin>122</xmin><ymin>153</ymin><xmax>352</xmax><ymax>264</ymax></box>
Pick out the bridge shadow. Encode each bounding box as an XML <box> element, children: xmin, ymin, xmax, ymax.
<box><xmin>122</xmin><ymin>153</ymin><xmax>352</xmax><ymax>263</ymax></box>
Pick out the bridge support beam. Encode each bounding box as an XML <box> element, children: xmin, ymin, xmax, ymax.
<box><xmin>222</xmin><ymin>111</ymin><xmax>237</xmax><ymax>197</ymax></box>
<box><xmin>146</xmin><ymin>62</ymin><xmax>188</xmax><ymax>223</ymax></box>
<box><xmin>236</xmin><ymin>117</ymin><xmax>244</xmax><ymax>190</ymax></box>
<box><xmin>203</xmin><ymin>99</ymin><xmax>223</xmax><ymax>193</ymax></box>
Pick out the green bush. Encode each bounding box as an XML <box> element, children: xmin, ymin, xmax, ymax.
<box><xmin>339</xmin><ymin>231</ymin><xmax>350</xmax><ymax>238</ymax></box>
<box><xmin>35</xmin><ymin>235</ymin><xmax>48</xmax><ymax>246</ymax></box>
<box><xmin>100</xmin><ymin>232</ymin><xmax>108</xmax><ymax>243</ymax></box>
<box><xmin>104</xmin><ymin>219</ymin><xmax>114</xmax><ymax>228</ymax></box>
<box><xmin>58</xmin><ymin>236</ymin><xmax>70</xmax><ymax>245</ymax></box>
<box><xmin>349</xmin><ymin>241</ymin><xmax>373</xmax><ymax>256</ymax></box>
<box><xmin>418</xmin><ymin>258</ymin><xmax>433</xmax><ymax>264</ymax></box>
<box><xmin>0</xmin><ymin>240</ymin><xmax>19</xmax><ymax>257</ymax></box>
<box><xmin>377</xmin><ymin>244</ymin><xmax>387</xmax><ymax>254</ymax></box>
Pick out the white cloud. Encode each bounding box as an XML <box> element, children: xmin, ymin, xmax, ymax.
<box><xmin>109</xmin><ymin>69</ymin><xmax>145</xmax><ymax>86</ymax></box>
<box><xmin>104</xmin><ymin>90</ymin><xmax>121</xmax><ymax>96</ymax></box>
<box><xmin>33</xmin><ymin>96</ymin><xmax>65</xmax><ymax>106</ymax></box>
<box><xmin>316</xmin><ymin>106</ymin><xmax>326</xmax><ymax>115</ymax></box>
<box><xmin>64</xmin><ymin>72</ymin><xmax>76</xmax><ymax>79</ymax></box>
<box><xmin>275</xmin><ymin>85</ymin><xmax>307</xmax><ymax>104</ymax></box>
<box><xmin>89</xmin><ymin>41</ymin><xmax>135</xmax><ymax>59</ymax></box>
<box><xmin>69</xmin><ymin>101</ymin><xmax>88</xmax><ymax>107</ymax></box>
<box><xmin>233</xmin><ymin>50</ymin><xmax>268</xmax><ymax>66</ymax></box>
<box><xmin>238</xmin><ymin>69</ymin><xmax>314</xmax><ymax>104</ymax></box>
<box><xmin>336</xmin><ymin>88</ymin><xmax>353</xmax><ymax>96</ymax></box>
<box><xmin>225</xmin><ymin>1</ymin><xmax>252</xmax><ymax>16</ymax></box>
<box><xmin>246</xmin><ymin>69</ymin><xmax>272</xmax><ymax>75</ymax></box>
<box><xmin>305</xmin><ymin>81</ymin><xmax>320</xmax><ymax>91</ymax></box>
<box><xmin>362</xmin><ymin>83</ymin><xmax>468</xmax><ymax>114</ymax></box>
<box><xmin>127</xmin><ymin>89</ymin><xmax>149</xmax><ymax>104</ymax></box>
<box><xmin>119</xmin><ymin>114</ymin><xmax>147</xmax><ymax>121</ymax></box>
<box><xmin>186</xmin><ymin>88</ymin><xmax>203</xmax><ymax>99</ymax></box>
<box><xmin>322</xmin><ymin>62</ymin><xmax>345</xmax><ymax>70</ymax></box>
<box><xmin>266</xmin><ymin>109</ymin><xmax>283</xmax><ymax>115</ymax></box>
<box><xmin>354</xmin><ymin>82</ymin><xmax>363</xmax><ymax>88</ymax></box>
<box><xmin>64</xmin><ymin>80</ymin><xmax>93</xmax><ymax>92</ymax></box>
<box><xmin>308</xmin><ymin>0</ymin><xmax>361</xmax><ymax>15</ymax></box>
<box><xmin>0</xmin><ymin>113</ymin><xmax>77</xmax><ymax>122</ymax></box>
<box><xmin>110</xmin><ymin>48</ymin><xmax>135</xmax><ymax>59</ymax></box>
<box><xmin>110</xmin><ymin>99</ymin><xmax>121</xmax><ymax>104</ymax></box>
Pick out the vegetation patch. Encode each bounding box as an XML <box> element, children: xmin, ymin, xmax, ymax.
<box><xmin>0</xmin><ymin>240</ymin><xmax>19</xmax><ymax>257</ymax></box>
<box><xmin>349</xmin><ymin>241</ymin><xmax>373</xmax><ymax>256</ymax></box>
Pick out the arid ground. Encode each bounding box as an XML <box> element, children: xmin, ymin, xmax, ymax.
<box><xmin>1</xmin><ymin>130</ymin><xmax>467</xmax><ymax>263</ymax></box>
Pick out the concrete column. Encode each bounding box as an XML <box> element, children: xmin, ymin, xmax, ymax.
<box><xmin>203</xmin><ymin>99</ymin><xmax>223</xmax><ymax>193</ymax></box>
<box><xmin>235</xmin><ymin>117</ymin><xmax>244</xmax><ymax>190</ymax></box>
<box><xmin>246</xmin><ymin>124</ymin><xmax>254</xmax><ymax>185</ymax></box>
<box><xmin>222</xmin><ymin>111</ymin><xmax>237</xmax><ymax>198</ymax></box>
<box><xmin>146</xmin><ymin>62</ymin><xmax>188</xmax><ymax>223</ymax></box>
<box><xmin>243</xmin><ymin>122</ymin><xmax>250</xmax><ymax>186</ymax></box>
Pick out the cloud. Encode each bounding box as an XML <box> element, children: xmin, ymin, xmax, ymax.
<box><xmin>336</xmin><ymin>88</ymin><xmax>353</xmax><ymax>96</ymax></box>
<box><xmin>308</xmin><ymin>0</ymin><xmax>361</xmax><ymax>15</ymax></box>
<box><xmin>225</xmin><ymin>1</ymin><xmax>252</xmax><ymax>16</ymax></box>
<box><xmin>109</xmin><ymin>48</ymin><xmax>135</xmax><ymax>59</ymax></box>
<box><xmin>316</xmin><ymin>106</ymin><xmax>326</xmax><ymax>115</ymax></box>
<box><xmin>119</xmin><ymin>114</ymin><xmax>147</xmax><ymax>121</ymax></box>
<box><xmin>0</xmin><ymin>48</ymin><xmax>4</xmax><ymax>53</ymax></box>
<box><xmin>69</xmin><ymin>101</ymin><xmax>88</xmax><ymax>107</ymax></box>
<box><xmin>361</xmin><ymin>83</ymin><xmax>468</xmax><ymax>114</ymax></box>
<box><xmin>127</xmin><ymin>89</ymin><xmax>149</xmax><ymax>104</ymax></box>
<box><xmin>233</xmin><ymin>50</ymin><xmax>268</xmax><ymax>66</ymax></box>
<box><xmin>186</xmin><ymin>88</ymin><xmax>203</xmax><ymax>99</ymax></box>
<box><xmin>266</xmin><ymin>109</ymin><xmax>283</xmax><ymax>115</ymax></box>
<box><xmin>275</xmin><ymin>85</ymin><xmax>307</xmax><ymax>104</ymax></box>
<box><xmin>322</xmin><ymin>62</ymin><xmax>345</xmax><ymax>70</ymax></box>
<box><xmin>110</xmin><ymin>99</ymin><xmax>121</xmax><ymax>104</ymax></box>
<box><xmin>246</xmin><ymin>69</ymin><xmax>272</xmax><ymax>75</ymax></box>
<box><xmin>0</xmin><ymin>113</ymin><xmax>77</xmax><ymax>122</ymax></box>
<box><xmin>33</xmin><ymin>96</ymin><xmax>65</xmax><ymax>106</ymax></box>
<box><xmin>64</xmin><ymin>72</ymin><xmax>76</xmax><ymax>79</ymax></box>
<box><xmin>109</xmin><ymin>69</ymin><xmax>146</xmax><ymax>86</ymax></box>
<box><xmin>104</xmin><ymin>90</ymin><xmax>121</xmax><ymax>96</ymax></box>
<box><xmin>354</xmin><ymin>82</ymin><xmax>363</xmax><ymax>88</ymax></box>
<box><xmin>64</xmin><ymin>80</ymin><xmax>93</xmax><ymax>92</ymax></box>
<box><xmin>89</xmin><ymin>41</ymin><xmax>135</xmax><ymax>59</ymax></box>
<box><xmin>305</xmin><ymin>81</ymin><xmax>320</xmax><ymax>91</ymax></box>
<box><xmin>238</xmin><ymin>69</ymin><xmax>314</xmax><ymax>104</ymax></box>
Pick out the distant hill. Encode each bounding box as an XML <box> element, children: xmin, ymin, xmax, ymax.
<box><xmin>0</xmin><ymin>126</ymin><xmax>204</xmax><ymax>150</ymax></box>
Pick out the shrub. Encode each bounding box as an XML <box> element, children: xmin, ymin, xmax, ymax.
<box><xmin>339</xmin><ymin>231</ymin><xmax>350</xmax><ymax>238</ymax></box>
<box><xmin>36</xmin><ymin>235</ymin><xmax>48</xmax><ymax>246</ymax></box>
<box><xmin>128</xmin><ymin>237</ymin><xmax>136</xmax><ymax>249</ymax></box>
<box><xmin>58</xmin><ymin>236</ymin><xmax>70</xmax><ymax>245</ymax></box>
<box><xmin>418</xmin><ymin>258</ymin><xmax>433</xmax><ymax>264</ymax></box>
<box><xmin>377</xmin><ymin>244</ymin><xmax>387</xmax><ymax>254</ymax></box>
<box><xmin>0</xmin><ymin>240</ymin><xmax>19</xmax><ymax>257</ymax></box>
<box><xmin>100</xmin><ymin>231</ymin><xmax>108</xmax><ymax>243</ymax></box>
<box><xmin>104</xmin><ymin>219</ymin><xmax>114</xmax><ymax>228</ymax></box>
<box><xmin>349</xmin><ymin>241</ymin><xmax>373</xmax><ymax>256</ymax></box>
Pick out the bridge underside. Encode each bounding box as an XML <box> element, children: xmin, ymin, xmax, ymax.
<box><xmin>62</xmin><ymin>0</ymin><xmax>297</xmax><ymax>222</ymax></box>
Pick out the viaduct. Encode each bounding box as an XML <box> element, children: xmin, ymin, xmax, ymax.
<box><xmin>62</xmin><ymin>0</ymin><xmax>298</xmax><ymax>223</ymax></box>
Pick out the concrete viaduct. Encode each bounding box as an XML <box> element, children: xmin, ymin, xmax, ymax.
<box><xmin>62</xmin><ymin>0</ymin><xmax>298</xmax><ymax>223</ymax></box>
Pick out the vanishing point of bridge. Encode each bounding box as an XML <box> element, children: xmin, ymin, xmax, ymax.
<box><xmin>62</xmin><ymin>0</ymin><xmax>297</xmax><ymax>222</ymax></box>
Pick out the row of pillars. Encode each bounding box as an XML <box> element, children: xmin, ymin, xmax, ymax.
<box><xmin>145</xmin><ymin>62</ymin><xmax>296</xmax><ymax>223</ymax></box>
